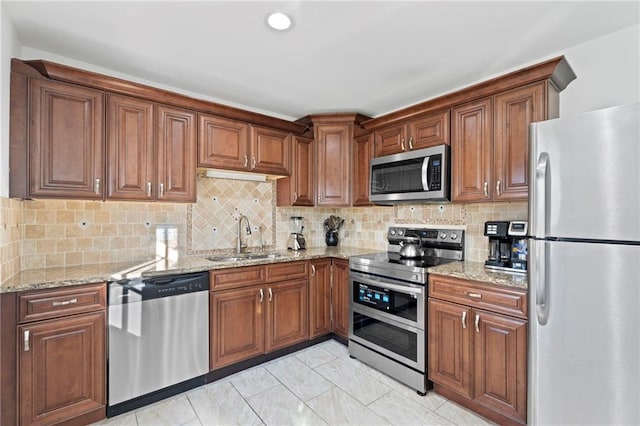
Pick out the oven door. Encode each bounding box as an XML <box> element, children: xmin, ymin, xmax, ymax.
<box><xmin>349</xmin><ymin>307</ymin><xmax>425</xmax><ymax>372</ymax></box>
<box><xmin>349</xmin><ymin>270</ymin><xmax>424</xmax><ymax>329</ymax></box>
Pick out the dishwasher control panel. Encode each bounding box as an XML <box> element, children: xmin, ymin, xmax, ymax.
<box><xmin>109</xmin><ymin>272</ymin><xmax>210</xmax><ymax>304</ymax></box>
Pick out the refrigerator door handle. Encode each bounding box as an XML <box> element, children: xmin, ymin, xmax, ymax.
<box><xmin>534</xmin><ymin>239</ymin><xmax>550</xmax><ymax>325</ymax></box>
<box><xmin>533</xmin><ymin>152</ymin><xmax>550</xmax><ymax>237</ymax></box>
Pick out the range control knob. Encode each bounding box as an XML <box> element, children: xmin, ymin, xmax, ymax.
<box><xmin>440</xmin><ymin>232</ymin><xmax>447</xmax><ymax>239</ymax></box>
<box><xmin>450</xmin><ymin>233</ymin><xmax>458</xmax><ymax>240</ymax></box>
<box><xmin>389</xmin><ymin>229</ymin><xmax>397</xmax><ymax>236</ymax></box>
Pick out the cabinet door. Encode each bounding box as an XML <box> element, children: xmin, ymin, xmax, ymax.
<box><xmin>29</xmin><ymin>78</ymin><xmax>104</xmax><ymax>199</ymax></box>
<box><xmin>473</xmin><ymin>309</ymin><xmax>528</xmax><ymax>422</ymax></box>
<box><xmin>106</xmin><ymin>94</ymin><xmax>154</xmax><ymax>200</ymax></box>
<box><xmin>197</xmin><ymin>113</ymin><xmax>250</xmax><ymax>170</ymax></box>
<box><xmin>428</xmin><ymin>299</ymin><xmax>472</xmax><ymax>398</ymax></box>
<box><xmin>374</xmin><ymin>123</ymin><xmax>406</xmax><ymax>157</ymax></box>
<box><xmin>316</xmin><ymin>124</ymin><xmax>351</xmax><ymax>206</ymax></box>
<box><xmin>451</xmin><ymin>98</ymin><xmax>493</xmax><ymax>202</ymax></box>
<box><xmin>265</xmin><ymin>280</ymin><xmax>308</xmax><ymax>352</ymax></box>
<box><xmin>352</xmin><ymin>132</ymin><xmax>374</xmax><ymax>206</ymax></box>
<box><xmin>291</xmin><ymin>135</ymin><xmax>314</xmax><ymax>206</ymax></box>
<box><xmin>210</xmin><ymin>287</ymin><xmax>264</xmax><ymax>369</ymax></box>
<box><xmin>309</xmin><ymin>259</ymin><xmax>332</xmax><ymax>338</ymax></box>
<box><xmin>330</xmin><ymin>259</ymin><xmax>350</xmax><ymax>338</ymax></box>
<box><xmin>494</xmin><ymin>82</ymin><xmax>545</xmax><ymax>201</ymax></box>
<box><xmin>408</xmin><ymin>110</ymin><xmax>450</xmax><ymax>149</ymax></box>
<box><xmin>156</xmin><ymin>105</ymin><xmax>197</xmax><ymax>202</ymax></box>
<box><xmin>250</xmin><ymin>126</ymin><xmax>291</xmax><ymax>175</ymax></box>
<box><xmin>18</xmin><ymin>312</ymin><xmax>105</xmax><ymax>426</ymax></box>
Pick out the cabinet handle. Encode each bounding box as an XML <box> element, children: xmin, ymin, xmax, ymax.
<box><xmin>475</xmin><ymin>314</ymin><xmax>480</xmax><ymax>333</ymax></box>
<box><xmin>408</xmin><ymin>136</ymin><xmax>414</xmax><ymax>150</ymax></box>
<box><xmin>159</xmin><ymin>183</ymin><xmax>164</xmax><ymax>199</ymax></box>
<box><xmin>52</xmin><ymin>298</ymin><xmax>78</xmax><ymax>306</ymax></box>
<box><xmin>268</xmin><ymin>288</ymin><xmax>273</xmax><ymax>302</ymax></box>
<box><xmin>293</xmin><ymin>191</ymin><xmax>297</xmax><ymax>201</ymax></box>
<box><xmin>252</xmin><ymin>156</ymin><xmax>257</xmax><ymax>169</ymax></box>
<box><xmin>311</xmin><ymin>264</ymin><xmax>316</xmax><ymax>277</ymax></box>
<box><xmin>259</xmin><ymin>288</ymin><xmax>264</xmax><ymax>303</ymax></box>
<box><xmin>94</xmin><ymin>178</ymin><xmax>100</xmax><ymax>194</ymax></box>
<box><xmin>461</xmin><ymin>311</ymin><xmax>467</xmax><ymax>329</ymax></box>
<box><xmin>496</xmin><ymin>180</ymin><xmax>502</xmax><ymax>196</ymax></box>
<box><xmin>483</xmin><ymin>181</ymin><xmax>489</xmax><ymax>198</ymax></box>
<box><xmin>23</xmin><ymin>330</ymin><xmax>30</xmax><ymax>352</ymax></box>
<box><xmin>467</xmin><ymin>292</ymin><xmax>482</xmax><ymax>299</ymax></box>
<box><xmin>400</xmin><ymin>138</ymin><xmax>406</xmax><ymax>151</ymax></box>
<box><xmin>147</xmin><ymin>182</ymin><xmax>152</xmax><ymax>198</ymax></box>
<box><xmin>243</xmin><ymin>155</ymin><xmax>248</xmax><ymax>168</ymax></box>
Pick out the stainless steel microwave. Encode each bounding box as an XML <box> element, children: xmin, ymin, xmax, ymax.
<box><xmin>369</xmin><ymin>144</ymin><xmax>450</xmax><ymax>204</ymax></box>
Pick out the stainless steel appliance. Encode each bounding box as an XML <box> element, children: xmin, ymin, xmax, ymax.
<box><xmin>287</xmin><ymin>216</ymin><xmax>306</xmax><ymax>250</ymax></box>
<box><xmin>369</xmin><ymin>145</ymin><xmax>450</xmax><ymax>204</ymax></box>
<box><xmin>484</xmin><ymin>220</ymin><xmax>528</xmax><ymax>273</ymax></box>
<box><xmin>349</xmin><ymin>227</ymin><xmax>464</xmax><ymax>394</ymax></box>
<box><xmin>528</xmin><ymin>103</ymin><xmax>639</xmax><ymax>425</ymax></box>
<box><xmin>107</xmin><ymin>272</ymin><xmax>210</xmax><ymax>416</ymax></box>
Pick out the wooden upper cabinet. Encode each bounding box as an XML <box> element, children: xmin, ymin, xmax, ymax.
<box><xmin>250</xmin><ymin>125</ymin><xmax>291</xmax><ymax>175</ymax></box>
<box><xmin>374</xmin><ymin>110</ymin><xmax>450</xmax><ymax>157</ymax></box>
<box><xmin>277</xmin><ymin>135</ymin><xmax>314</xmax><ymax>206</ymax></box>
<box><xmin>451</xmin><ymin>97</ymin><xmax>494</xmax><ymax>202</ymax></box>
<box><xmin>156</xmin><ymin>105</ymin><xmax>197</xmax><ymax>202</ymax></box>
<box><xmin>197</xmin><ymin>113</ymin><xmax>250</xmax><ymax>170</ymax></box>
<box><xmin>493</xmin><ymin>82</ymin><xmax>545</xmax><ymax>200</ymax></box>
<box><xmin>374</xmin><ymin>123</ymin><xmax>405</xmax><ymax>157</ymax></box>
<box><xmin>352</xmin><ymin>132</ymin><xmax>374</xmax><ymax>206</ymax></box>
<box><xmin>28</xmin><ymin>78</ymin><xmax>104</xmax><ymax>199</ymax></box>
<box><xmin>316</xmin><ymin>124</ymin><xmax>351</xmax><ymax>206</ymax></box>
<box><xmin>408</xmin><ymin>110</ymin><xmax>450</xmax><ymax>150</ymax></box>
<box><xmin>107</xmin><ymin>94</ymin><xmax>154</xmax><ymax>200</ymax></box>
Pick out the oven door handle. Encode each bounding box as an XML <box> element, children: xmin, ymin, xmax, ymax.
<box><xmin>350</xmin><ymin>272</ymin><xmax>423</xmax><ymax>296</ymax></box>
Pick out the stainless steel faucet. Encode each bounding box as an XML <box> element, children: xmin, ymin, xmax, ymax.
<box><xmin>237</xmin><ymin>215</ymin><xmax>252</xmax><ymax>253</ymax></box>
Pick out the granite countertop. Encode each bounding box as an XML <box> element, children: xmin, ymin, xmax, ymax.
<box><xmin>428</xmin><ymin>260</ymin><xmax>528</xmax><ymax>290</ymax></box>
<box><xmin>0</xmin><ymin>246</ymin><xmax>379</xmax><ymax>294</ymax></box>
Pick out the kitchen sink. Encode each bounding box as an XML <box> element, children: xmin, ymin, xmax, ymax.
<box><xmin>206</xmin><ymin>252</ymin><xmax>283</xmax><ymax>263</ymax></box>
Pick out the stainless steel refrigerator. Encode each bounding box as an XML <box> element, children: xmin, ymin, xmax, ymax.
<box><xmin>528</xmin><ymin>103</ymin><xmax>639</xmax><ymax>425</ymax></box>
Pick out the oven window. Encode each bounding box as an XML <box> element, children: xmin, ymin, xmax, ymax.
<box><xmin>371</xmin><ymin>157</ymin><xmax>425</xmax><ymax>195</ymax></box>
<box><xmin>352</xmin><ymin>281</ymin><xmax>418</xmax><ymax>322</ymax></box>
<box><xmin>352</xmin><ymin>311</ymin><xmax>417</xmax><ymax>362</ymax></box>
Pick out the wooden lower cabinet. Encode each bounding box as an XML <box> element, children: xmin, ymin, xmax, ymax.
<box><xmin>331</xmin><ymin>259</ymin><xmax>350</xmax><ymax>338</ymax></box>
<box><xmin>309</xmin><ymin>259</ymin><xmax>332</xmax><ymax>338</ymax></box>
<box><xmin>211</xmin><ymin>280</ymin><xmax>308</xmax><ymax>369</ymax></box>
<box><xmin>428</xmin><ymin>276</ymin><xmax>528</xmax><ymax>424</ymax></box>
<box><xmin>18</xmin><ymin>311</ymin><xmax>106</xmax><ymax>426</ymax></box>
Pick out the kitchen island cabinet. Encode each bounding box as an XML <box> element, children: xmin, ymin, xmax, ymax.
<box><xmin>428</xmin><ymin>274</ymin><xmax>528</xmax><ymax>425</ymax></box>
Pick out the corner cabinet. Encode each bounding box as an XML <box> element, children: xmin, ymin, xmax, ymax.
<box><xmin>451</xmin><ymin>81</ymin><xmax>548</xmax><ymax>202</ymax></box>
<box><xmin>316</xmin><ymin>124</ymin><xmax>351</xmax><ymax>206</ymax></box>
<box><xmin>17</xmin><ymin>283</ymin><xmax>107</xmax><ymax>426</ymax></box>
<box><xmin>428</xmin><ymin>275</ymin><xmax>528</xmax><ymax>425</ymax></box>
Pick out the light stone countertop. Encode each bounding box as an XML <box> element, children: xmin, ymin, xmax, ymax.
<box><xmin>428</xmin><ymin>260</ymin><xmax>528</xmax><ymax>290</ymax></box>
<box><xmin>0</xmin><ymin>246</ymin><xmax>379</xmax><ymax>294</ymax></box>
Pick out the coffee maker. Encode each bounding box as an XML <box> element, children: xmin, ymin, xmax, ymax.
<box><xmin>484</xmin><ymin>221</ymin><xmax>528</xmax><ymax>273</ymax></box>
<box><xmin>287</xmin><ymin>216</ymin><xmax>306</xmax><ymax>251</ymax></box>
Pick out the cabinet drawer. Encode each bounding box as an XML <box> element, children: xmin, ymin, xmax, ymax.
<box><xmin>18</xmin><ymin>283</ymin><xmax>106</xmax><ymax>323</ymax></box>
<box><xmin>265</xmin><ymin>261</ymin><xmax>308</xmax><ymax>283</ymax></box>
<box><xmin>429</xmin><ymin>275</ymin><xmax>527</xmax><ymax>319</ymax></box>
<box><xmin>210</xmin><ymin>266</ymin><xmax>265</xmax><ymax>291</ymax></box>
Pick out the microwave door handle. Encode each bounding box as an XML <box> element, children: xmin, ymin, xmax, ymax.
<box><xmin>421</xmin><ymin>156</ymin><xmax>430</xmax><ymax>191</ymax></box>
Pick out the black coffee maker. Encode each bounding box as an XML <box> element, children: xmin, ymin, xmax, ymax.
<box><xmin>484</xmin><ymin>221</ymin><xmax>528</xmax><ymax>273</ymax></box>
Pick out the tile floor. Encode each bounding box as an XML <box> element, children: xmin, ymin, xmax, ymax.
<box><xmin>95</xmin><ymin>340</ymin><xmax>493</xmax><ymax>426</ymax></box>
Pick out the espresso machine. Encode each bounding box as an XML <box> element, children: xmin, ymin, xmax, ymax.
<box><xmin>287</xmin><ymin>216</ymin><xmax>306</xmax><ymax>251</ymax></box>
<box><xmin>484</xmin><ymin>221</ymin><xmax>528</xmax><ymax>273</ymax></box>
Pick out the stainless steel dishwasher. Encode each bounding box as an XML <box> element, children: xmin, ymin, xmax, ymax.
<box><xmin>107</xmin><ymin>272</ymin><xmax>209</xmax><ymax>417</ymax></box>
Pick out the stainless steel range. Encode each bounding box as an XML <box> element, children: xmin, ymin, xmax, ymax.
<box><xmin>348</xmin><ymin>227</ymin><xmax>464</xmax><ymax>394</ymax></box>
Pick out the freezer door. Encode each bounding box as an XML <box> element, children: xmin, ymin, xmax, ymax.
<box><xmin>529</xmin><ymin>103</ymin><xmax>640</xmax><ymax>241</ymax></box>
<box><xmin>528</xmin><ymin>239</ymin><xmax>640</xmax><ymax>425</ymax></box>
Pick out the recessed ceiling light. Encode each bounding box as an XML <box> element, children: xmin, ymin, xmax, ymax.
<box><xmin>267</xmin><ymin>12</ymin><xmax>293</xmax><ymax>31</ymax></box>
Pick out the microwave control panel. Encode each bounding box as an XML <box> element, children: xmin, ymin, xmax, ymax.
<box><xmin>428</xmin><ymin>155</ymin><xmax>442</xmax><ymax>191</ymax></box>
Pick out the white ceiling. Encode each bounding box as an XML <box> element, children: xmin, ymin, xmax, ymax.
<box><xmin>3</xmin><ymin>1</ymin><xmax>639</xmax><ymax>121</ymax></box>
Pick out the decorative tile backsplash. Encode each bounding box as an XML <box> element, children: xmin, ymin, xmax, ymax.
<box><xmin>1</xmin><ymin>176</ymin><xmax>528</xmax><ymax>282</ymax></box>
